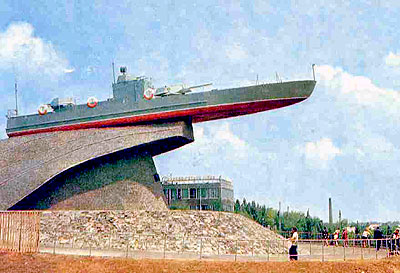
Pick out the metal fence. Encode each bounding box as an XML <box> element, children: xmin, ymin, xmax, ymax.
<box><xmin>0</xmin><ymin>211</ymin><xmax>41</xmax><ymax>253</ymax></box>
<box><xmin>39</xmin><ymin>233</ymin><xmax>397</xmax><ymax>261</ymax></box>
<box><xmin>278</xmin><ymin>231</ymin><xmax>393</xmax><ymax>240</ymax></box>
<box><xmin>40</xmin><ymin>232</ymin><xmax>288</xmax><ymax>261</ymax></box>
<box><xmin>295</xmin><ymin>238</ymin><xmax>395</xmax><ymax>261</ymax></box>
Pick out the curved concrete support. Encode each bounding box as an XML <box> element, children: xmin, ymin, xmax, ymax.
<box><xmin>0</xmin><ymin>120</ymin><xmax>193</xmax><ymax>210</ymax></box>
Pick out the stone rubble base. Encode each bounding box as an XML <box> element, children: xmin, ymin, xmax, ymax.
<box><xmin>40</xmin><ymin>210</ymin><xmax>289</xmax><ymax>255</ymax></box>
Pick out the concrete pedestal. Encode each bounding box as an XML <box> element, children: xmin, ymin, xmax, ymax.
<box><xmin>0</xmin><ymin>120</ymin><xmax>193</xmax><ymax>210</ymax></box>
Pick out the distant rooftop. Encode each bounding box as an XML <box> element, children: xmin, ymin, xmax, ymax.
<box><xmin>161</xmin><ymin>175</ymin><xmax>232</xmax><ymax>188</ymax></box>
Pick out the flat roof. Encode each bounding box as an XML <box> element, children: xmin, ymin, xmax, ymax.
<box><xmin>161</xmin><ymin>176</ymin><xmax>233</xmax><ymax>189</ymax></box>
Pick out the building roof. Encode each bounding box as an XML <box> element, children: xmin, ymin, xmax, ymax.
<box><xmin>161</xmin><ymin>175</ymin><xmax>233</xmax><ymax>189</ymax></box>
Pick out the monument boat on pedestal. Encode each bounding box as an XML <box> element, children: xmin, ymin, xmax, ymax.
<box><xmin>6</xmin><ymin>67</ymin><xmax>316</xmax><ymax>137</ymax></box>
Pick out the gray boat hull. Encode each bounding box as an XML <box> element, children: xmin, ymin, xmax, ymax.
<box><xmin>6</xmin><ymin>80</ymin><xmax>316</xmax><ymax>137</ymax></box>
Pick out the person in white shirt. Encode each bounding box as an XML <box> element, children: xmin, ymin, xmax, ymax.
<box><xmin>289</xmin><ymin>227</ymin><xmax>299</xmax><ymax>260</ymax></box>
<box><xmin>362</xmin><ymin>228</ymin><xmax>369</xmax><ymax>248</ymax></box>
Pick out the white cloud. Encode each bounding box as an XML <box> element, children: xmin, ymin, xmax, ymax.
<box><xmin>156</xmin><ymin>122</ymin><xmax>252</xmax><ymax>174</ymax></box>
<box><xmin>303</xmin><ymin>138</ymin><xmax>341</xmax><ymax>169</ymax></box>
<box><xmin>0</xmin><ymin>22</ymin><xmax>73</xmax><ymax>79</ymax></box>
<box><xmin>63</xmin><ymin>68</ymin><xmax>75</xmax><ymax>73</ymax></box>
<box><xmin>226</xmin><ymin>43</ymin><xmax>248</xmax><ymax>62</ymax></box>
<box><xmin>313</xmin><ymin>65</ymin><xmax>400</xmax><ymax>162</ymax></box>
<box><xmin>316</xmin><ymin>64</ymin><xmax>400</xmax><ymax>106</ymax></box>
<box><xmin>385</xmin><ymin>52</ymin><xmax>400</xmax><ymax>67</ymax></box>
<box><xmin>215</xmin><ymin>123</ymin><xmax>247</xmax><ymax>149</ymax></box>
<box><xmin>194</xmin><ymin>122</ymin><xmax>248</xmax><ymax>156</ymax></box>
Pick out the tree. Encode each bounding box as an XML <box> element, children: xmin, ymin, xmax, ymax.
<box><xmin>211</xmin><ymin>200</ymin><xmax>222</xmax><ymax>211</ymax></box>
<box><xmin>234</xmin><ymin>199</ymin><xmax>241</xmax><ymax>213</ymax></box>
<box><xmin>233</xmin><ymin>198</ymin><xmax>324</xmax><ymax>235</ymax></box>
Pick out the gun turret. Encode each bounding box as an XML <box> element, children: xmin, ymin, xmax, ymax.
<box><xmin>153</xmin><ymin>83</ymin><xmax>212</xmax><ymax>97</ymax></box>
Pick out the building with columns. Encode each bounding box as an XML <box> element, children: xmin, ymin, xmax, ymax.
<box><xmin>162</xmin><ymin>176</ymin><xmax>234</xmax><ymax>212</ymax></box>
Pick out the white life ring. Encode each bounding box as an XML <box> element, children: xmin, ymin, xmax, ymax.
<box><xmin>38</xmin><ymin>104</ymin><xmax>48</xmax><ymax>115</ymax></box>
<box><xmin>143</xmin><ymin>88</ymin><xmax>155</xmax><ymax>100</ymax></box>
<box><xmin>87</xmin><ymin>97</ymin><xmax>98</xmax><ymax>108</ymax></box>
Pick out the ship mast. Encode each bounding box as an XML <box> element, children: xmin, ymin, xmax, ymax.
<box><xmin>14</xmin><ymin>78</ymin><xmax>18</xmax><ymax>116</ymax></box>
<box><xmin>112</xmin><ymin>61</ymin><xmax>116</xmax><ymax>84</ymax></box>
<box><xmin>312</xmin><ymin>64</ymin><xmax>316</xmax><ymax>81</ymax></box>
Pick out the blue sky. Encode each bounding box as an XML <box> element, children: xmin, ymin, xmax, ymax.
<box><xmin>1</xmin><ymin>0</ymin><xmax>400</xmax><ymax>222</ymax></box>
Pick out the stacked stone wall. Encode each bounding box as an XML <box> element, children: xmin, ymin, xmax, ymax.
<box><xmin>40</xmin><ymin>210</ymin><xmax>288</xmax><ymax>255</ymax></box>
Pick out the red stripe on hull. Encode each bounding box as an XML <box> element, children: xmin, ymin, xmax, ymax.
<box><xmin>8</xmin><ymin>97</ymin><xmax>306</xmax><ymax>137</ymax></box>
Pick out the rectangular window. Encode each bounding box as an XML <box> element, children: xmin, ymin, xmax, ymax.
<box><xmin>177</xmin><ymin>189</ymin><xmax>181</xmax><ymax>199</ymax></box>
<box><xmin>183</xmin><ymin>189</ymin><xmax>188</xmax><ymax>199</ymax></box>
<box><xmin>171</xmin><ymin>189</ymin><xmax>176</xmax><ymax>200</ymax></box>
<box><xmin>201</xmin><ymin>188</ymin><xmax>207</xmax><ymax>198</ymax></box>
<box><xmin>190</xmin><ymin>188</ymin><xmax>196</xmax><ymax>199</ymax></box>
<box><xmin>164</xmin><ymin>189</ymin><xmax>169</xmax><ymax>200</ymax></box>
<box><xmin>209</xmin><ymin>188</ymin><xmax>217</xmax><ymax>199</ymax></box>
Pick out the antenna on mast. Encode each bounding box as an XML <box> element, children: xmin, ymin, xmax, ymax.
<box><xmin>14</xmin><ymin>77</ymin><xmax>18</xmax><ymax>116</ymax></box>
<box><xmin>312</xmin><ymin>64</ymin><xmax>316</xmax><ymax>81</ymax></box>
<box><xmin>275</xmin><ymin>72</ymin><xmax>282</xmax><ymax>83</ymax></box>
<box><xmin>112</xmin><ymin>61</ymin><xmax>116</xmax><ymax>84</ymax></box>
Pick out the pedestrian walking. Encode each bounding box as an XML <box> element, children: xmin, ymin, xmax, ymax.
<box><xmin>394</xmin><ymin>229</ymin><xmax>400</xmax><ymax>255</ymax></box>
<box><xmin>389</xmin><ymin>228</ymin><xmax>399</xmax><ymax>256</ymax></box>
<box><xmin>322</xmin><ymin>227</ymin><xmax>329</xmax><ymax>246</ymax></box>
<box><xmin>342</xmin><ymin>228</ymin><xmax>348</xmax><ymax>247</ymax></box>
<box><xmin>362</xmin><ymin>228</ymin><xmax>369</xmax><ymax>248</ymax></box>
<box><xmin>374</xmin><ymin>226</ymin><xmax>383</xmax><ymax>251</ymax></box>
<box><xmin>334</xmin><ymin>229</ymin><xmax>340</xmax><ymax>246</ymax></box>
<box><xmin>289</xmin><ymin>227</ymin><xmax>298</xmax><ymax>261</ymax></box>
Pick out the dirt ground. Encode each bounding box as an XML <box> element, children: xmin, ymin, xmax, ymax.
<box><xmin>1</xmin><ymin>252</ymin><xmax>400</xmax><ymax>273</ymax></box>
